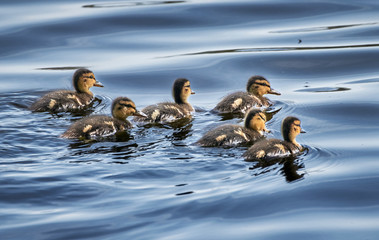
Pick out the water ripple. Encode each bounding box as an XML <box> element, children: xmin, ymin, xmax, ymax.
<box><xmin>162</xmin><ymin>43</ymin><xmax>379</xmax><ymax>58</ymax></box>
<box><xmin>270</xmin><ymin>22</ymin><xmax>379</xmax><ymax>33</ymax></box>
<box><xmin>83</xmin><ymin>1</ymin><xmax>186</xmax><ymax>8</ymax></box>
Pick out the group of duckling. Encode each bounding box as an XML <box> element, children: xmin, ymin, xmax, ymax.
<box><xmin>31</xmin><ymin>68</ymin><xmax>306</xmax><ymax>162</ymax></box>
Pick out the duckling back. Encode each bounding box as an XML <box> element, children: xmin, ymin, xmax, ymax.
<box><xmin>30</xmin><ymin>90</ymin><xmax>93</xmax><ymax>112</ymax></box>
<box><xmin>135</xmin><ymin>102</ymin><xmax>192</xmax><ymax>123</ymax></box>
<box><xmin>61</xmin><ymin>115</ymin><xmax>131</xmax><ymax>139</ymax></box>
<box><xmin>196</xmin><ymin>124</ymin><xmax>263</xmax><ymax>147</ymax></box>
<box><xmin>243</xmin><ymin>139</ymin><xmax>301</xmax><ymax>161</ymax></box>
<box><xmin>212</xmin><ymin>91</ymin><xmax>266</xmax><ymax>114</ymax></box>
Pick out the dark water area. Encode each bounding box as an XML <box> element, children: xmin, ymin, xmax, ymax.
<box><xmin>1</xmin><ymin>0</ymin><xmax>379</xmax><ymax>239</ymax></box>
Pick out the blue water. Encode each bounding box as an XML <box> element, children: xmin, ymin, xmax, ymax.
<box><xmin>1</xmin><ymin>0</ymin><xmax>379</xmax><ymax>239</ymax></box>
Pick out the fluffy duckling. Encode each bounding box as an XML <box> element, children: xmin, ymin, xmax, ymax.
<box><xmin>30</xmin><ymin>68</ymin><xmax>103</xmax><ymax>113</ymax></box>
<box><xmin>61</xmin><ymin>97</ymin><xmax>144</xmax><ymax>139</ymax></box>
<box><xmin>212</xmin><ymin>75</ymin><xmax>280</xmax><ymax>114</ymax></box>
<box><xmin>243</xmin><ymin>116</ymin><xmax>305</xmax><ymax>161</ymax></box>
<box><xmin>196</xmin><ymin>109</ymin><xmax>268</xmax><ymax>147</ymax></box>
<box><xmin>134</xmin><ymin>78</ymin><xmax>195</xmax><ymax>123</ymax></box>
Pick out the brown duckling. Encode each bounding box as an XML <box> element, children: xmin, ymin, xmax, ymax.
<box><xmin>134</xmin><ymin>78</ymin><xmax>195</xmax><ymax>123</ymax></box>
<box><xmin>30</xmin><ymin>68</ymin><xmax>103</xmax><ymax>113</ymax></box>
<box><xmin>196</xmin><ymin>109</ymin><xmax>269</xmax><ymax>147</ymax></box>
<box><xmin>61</xmin><ymin>97</ymin><xmax>144</xmax><ymax>139</ymax></box>
<box><xmin>243</xmin><ymin>116</ymin><xmax>305</xmax><ymax>161</ymax></box>
<box><xmin>212</xmin><ymin>75</ymin><xmax>280</xmax><ymax>114</ymax></box>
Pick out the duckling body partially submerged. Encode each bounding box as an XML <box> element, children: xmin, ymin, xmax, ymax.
<box><xmin>244</xmin><ymin>116</ymin><xmax>305</xmax><ymax>161</ymax></box>
<box><xmin>134</xmin><ymin>78</ymin><xmax>195</xmax><ymax>123</ymax></box>
<box><xmin>212</xmin><ymin>75</ymin><xmax>280</xmax><ymax>114</ymax></box>
<box><xmin>196</xmin><ymin>109</ymin><xmax>268</xmax><ymax>147</ymax></box>
<box><xmin>30</xmin><ymin>68</ymin><xmax>103</xmax><ymax>113</ymax></box>
<box><xmin>61</xmin><ymin>97</ymin><xmax>144</xmax><ymax>139</ymax></box>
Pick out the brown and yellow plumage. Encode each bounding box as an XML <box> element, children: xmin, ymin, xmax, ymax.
<box><xmin>196</xmin><ymin>109</ymin><xmax>268</xmax><ymax>147</ymax></box>
<box><xmin>134</xmin><ymin>78</ymin><xmax>195</xmax><ymax>123</ymax></box>
<box><xmin>212</xmin><ymin>75</ymin><xmax>280</xmax><ymax>114</ymax></box>
<box><xmin>61</xmin><ymin>97</ymin><xmax>144</xmax><ymax>139</ymax></box>
<box><xmin>244</xmin><ymin>116</ymin><xmax>305</xmax><ymax>161</ymax></box>
<box><xmin>30</xmin><ymin>68</ymin><xmax>103</xmax><ymax>113</ymax></box>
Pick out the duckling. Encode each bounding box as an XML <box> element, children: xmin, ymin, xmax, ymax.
<box><xmin>196</xmin><ymin>109</ymin><xmax>269</xmax><ymax>147</ymax></box>
<box><xmin>61</xmin><ymin>97</ymin><xmax>144</xmax><ymax>139</ymax></box>
<box><xmin>212</xmin><ymin>75</ymin><xmax>280</xmax><ymax>114</ymax></box>
<box><xmin>134</xmin><ymin>78</ymin><xmax>195</xmax><ymax>123</ymax></box>
<box><xmin>30</xmin><ymin>68</ymin><xmax>103</xmax><ymax>113</ymax></box>
<box><xmin>243</xmin><ymin>116</ymin><xmax>305</xmax><ymax>161</ymax></box>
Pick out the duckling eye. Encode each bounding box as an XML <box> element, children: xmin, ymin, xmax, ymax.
<box><xmin>255</xmin><ymin>82</ymin><xmax>270</xmax><ymax>88</ymax></box>
<box><xmin>120</xmin><ymin>103</ymin><xmax>136</xmax><ymax>110</ymax></box>
<box><xmin>118</xmin><ymin>106</ymin><xmax>123</xmax><ymax>110</ymax></box>
<box><xmin>257</xmin><ymin>114</ymin><xmax>266</xmax><ymax>122</ymax></box>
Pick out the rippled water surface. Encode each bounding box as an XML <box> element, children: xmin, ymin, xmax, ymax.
<box><xmin>1</xmin><ymin>0</ymin><xmax>379</xmax><ymax>239</ymax></box>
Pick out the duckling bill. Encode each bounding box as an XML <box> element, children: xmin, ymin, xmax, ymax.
<box><xmin>61</xmin><ymin>97</ymin><xmax>144</xmax><ymax>139</ymax></box>
<box><xmin>243</xmin><ymin>116</ymin><xmax>305</xmax><ymax>161</ymax></box>
<box><xmin>212</xmin><ymin>75</ymin><xmax>280</xmax><ymax>114</ymax></box>
<box><xmin>30</xmin><ymin>68</ymin><xmax>103</xmax><ymax>113</ymax></box>
<box><xmin>196</xmin><ymin>109</ymin><xmax>269</xmax><ymax>147</ymax></box>
<box><xmin>134</xmin><ymin>78</ymin><xmax>195</xmax><ymax>123</ymax></box>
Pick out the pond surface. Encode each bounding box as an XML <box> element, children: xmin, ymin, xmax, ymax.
<box><xmin>1</xmin><ymin>0</ymin><xmax>379</xmax><ymax>239</ymax></box>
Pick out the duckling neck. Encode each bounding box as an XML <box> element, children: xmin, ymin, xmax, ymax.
<box><xmin>180</xmin><ymin>102</ymin><xmax>194</xmax><ymax>112</ymax></box>
<box><xmin>249</xmin><ymin>91</ymin><xmax>266</xmax><ymax>101</ymax></box>
<box><xmin>287</xmin><ymin>136</ymin><xmax>302</xmax><ymax>150</ymax></box>
<box><xmin>113</xmin><ymin>113</ymin><xmax>128</xmax><ymax>122</ymax></box>
<box><xmin>175</xmin><ymin>96</ymin><xmax>187</xmax><ymax>105</ymax></box>
<box><xmin>78</xmin><ymin>88</ymin><xmax>93</xmax><ymax>96</ymax></box>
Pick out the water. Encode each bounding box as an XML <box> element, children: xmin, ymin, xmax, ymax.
<box><xmin>1</xmin><ymin>0</ymin><xmax>379</xmax><ymax>239</ymax></box>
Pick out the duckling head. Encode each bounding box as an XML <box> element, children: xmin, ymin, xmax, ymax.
<box><xmin>73</xmin><ymin>68</ymin><xmax>103</xmax><ymax>95</ymax></box>
<box><xmin>281</xmin><ymin>116</ymin><xmax>306</xmax><ymax>147</ymax></box>
<box><xmin>172</xmin><ymin>78</ymin><xmax>195</xmax><ymax>104</ymax></box>
<box><xmin>112</xmin><ymin>97</ymin><xmax>145</xmax><ymax>121</ymax></box>
<box><xmin>246</xmin><ymin>75</ymin><xmax>281</xmax><ymax>97</ymax></box>
<box><xmin>244</xmin><ymin>108</ymin><xmax>269</xmax><ymax>134</ymax></box>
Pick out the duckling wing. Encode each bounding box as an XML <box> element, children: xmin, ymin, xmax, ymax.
<box><xmin>243</xmin><ymin>139</ymin><xmax>295</xmax><ymax>161</ymax></box>
<box><xmin>212</xmin><ymin>92</ymin><xmax>263</xmax><ymax>114</ymax></box>
<box><xmin>135</xmin><ymin>102</ymin><xmax>189</xmax><ymax>123</ymax></box>
<box><xmin>30</xmin><ymin>90</ymin><xmax>93</xmax><ymax>112</ymax></box>
<box><xmin>197</xmin><ymin>125</ymin><xmax>262</xmax><ymax>147</ymax></box>
<box><xmin>61</xmin><ymin>116</ymin><xmax>129</xmax><ymax>139</ymax></box>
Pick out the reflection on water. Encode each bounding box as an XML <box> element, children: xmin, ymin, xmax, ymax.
<box><xmin>82</xmin><ymin>1</ymin><xmax>186</xmax><ymax>8</ymax></box>
<box><xmin>249</xmin><ymin>156</ymin><xmax>305</xmax><ymax>182</ymax></box>
<box><xmin>270</xmin><ymin>22</ymin><xmax>379</xmax><ymax>33</ymax></box>
<box><xmin>164</xmin><ymin>43</ymin><xmax>379</xmax><ymax>58</ymax></box>
<box><xmin>295</xmin><ymin>87</ymin><xmax>351</xmax><ymax>93</ymax></box>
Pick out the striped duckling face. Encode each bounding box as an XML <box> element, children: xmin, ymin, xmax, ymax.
<box><xmin>244</xmin><ymin>109</ymin><xmax>269</xmax><ymax>134</ymax></box>
<box><xmin>247</xmin><ymin>75</ymin><xmax>280</xmax><ymax>97</ymax></box>
<box><xmin>282</xmin><ymin>116</ymin><xmax>306</xmax><ymax>147</ymax></box>
<box><xmin>74</xmin><ymin>68</ymin><xmax>103</xmax><ymax>94</ymax></box>
<box><xmin>112</xmin><ymin>97</ymin><xmax>145</xmax><ymax>121</ymax></box>
<box><xmin>172</xmin><ymin>78</ymin><xmax>195</xmax><ymax>104</ymax></box>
